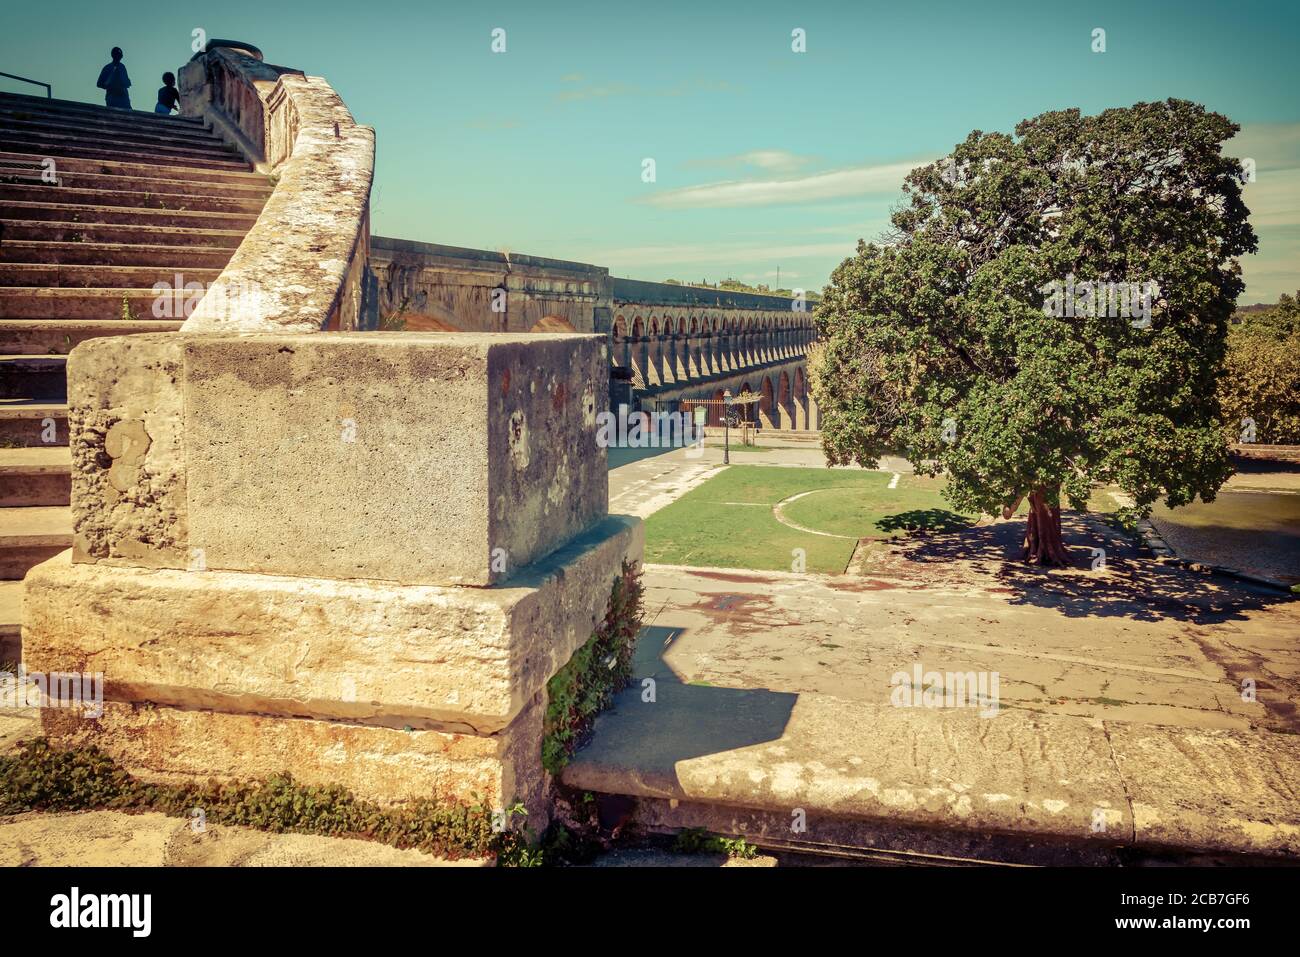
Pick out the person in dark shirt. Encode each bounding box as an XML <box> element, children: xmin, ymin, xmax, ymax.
<box><xmin>96</xmin><ymin>47</ymin><xmax>131</xmax><ymax>110</ymax></box>
<box><xmin>155</xmin><ymin>72</ymin><xmax>180</xmax><ymax>115</ymax></box>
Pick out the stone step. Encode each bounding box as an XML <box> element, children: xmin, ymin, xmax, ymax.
<box><xmin>0</xmin><ymin>355</ymin><xmax>65</xmax><ymax>400</ymax></box>
<box><xmin>0</xmin><ymin>126</ymin><xmax>243</xmax><ymax>164</ymax></box>
<box><xmin>0</xmin><ymin>111</ymin><xmax>228</xmax><ymax>148</ymax></box>
<box><xmin>0</xmin><ymin>137</ymin><xmax>249</xmax><ymax>171</ymax></box>
<box><xmin>0</xmin><ymin>318</ymin><xmax>183</xmax><ymax>355</ymax></box>
<box><xmin>0</xmin><ymin>263</ymin><xmax>224</xmax><ymax>289</ymax></box>
<box><xmin>0</xmin><ymin>401</ymin><xmax>68</xmax><ymax>447</ymax></box>
<box><xmin>0</xmin><ymin>240</ymin><xmax>237</xmax><ymax>268</ymax></box>
<box><xmin>0</xmin><ymin>288</ymin><xmax>190</xmax><ymax>321</ymax></box>
<box><xmin>0</xmin><ymin>446</ymin><xmax>70</xmax><ymax>507</ymax></box>
<box><xmin>0</xmin><ymin>98</ymin><xmax>206</xmax><ymax>129</ymax></box>
<box><xmin>0</xmin><ymin>165</ymin><xmax>272</xmax><ymax>200</ymax></box>
<box><xmin>0</xmin><ymin>182</ymin><xmax>268</xmax><ymax>214</ymax></box>
<box><xmin>0</xmin><ymin>506</ymin><xmax>71</xmax><ymax>580</ymax></box>
<box><xmin>0</xmin><ymin>580</ymin><xmax>19</xmax><ymax>663</ymax></box>
<box><xmin>0</xmin><ymin>91</ymin><xmax>206</xmax><ymax>129</ymax></box>
<box><xmin>560</xmin><ymin>684</ymin><xmax>1300</xmax><ymax>864</ymax></box>
<box><xmin>2</xmin><ymin>219</ymin><xmax>245</xmax><ymax>247</ymax></box>
<box><xmin>0</xmin><ymin>150</ymin><xmax>267</xmax><ymax>187</ymax></box>
<box><xmin>0</xmin><ymin>200</ymin><xmax>259</xmax><ymax>231</ymax></box>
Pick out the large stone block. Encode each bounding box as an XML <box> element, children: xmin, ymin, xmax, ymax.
<box><xmin>41</xmin><ymin>694</ymin><xmax>549</xmax><ymax>824</ymax></box>
<box><xmin>67</xmin><ymin>331</ymin><xmax>610</xmax><ymax>585</ymax></box>
<box><xmin>184</xmin><ymin>331</ymin><xmax>607</xmax><ymax>585</ymax></box>
<box><xmin>23</xmin><ymin>516</ymin><xmax>642</xmax><ymax>734</ymax></box>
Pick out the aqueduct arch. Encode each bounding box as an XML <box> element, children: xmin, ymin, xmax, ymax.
<box><xmin>759</xmin><ymin>376</ymin><xmax>775</xmax><ymax>428</ymax></box>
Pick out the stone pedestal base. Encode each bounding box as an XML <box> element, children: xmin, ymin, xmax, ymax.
<box><xmin>41</xmin><ymin>696</ymin><xmax>547</xmax><ymax>824</ymax></box>
<box><xmin>22</xmin><ymin>514</ymin><xmax>643</xmax><ymax>831</ymax></box>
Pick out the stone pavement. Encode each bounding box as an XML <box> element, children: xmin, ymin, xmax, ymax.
<box><xmin>563</xmin><ymin>507</ymin><xmax>1300</xmax><ymax>861</ymax></box>
<box><xmin>634</xmin><ymin>519</ymin><xmax>1300</xmax><ymax>733</ymax></box>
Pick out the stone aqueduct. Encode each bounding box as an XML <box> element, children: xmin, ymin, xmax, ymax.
<box><xmin>364</xmin><ymin>238</ymin><xmax>820</xmax><ymax>430</ymax></box>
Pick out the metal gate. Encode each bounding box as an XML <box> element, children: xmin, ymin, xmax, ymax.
<box><xmin>650</xmin><ymin>394</ymin><xmax>760</xmax><ymax>429</ymax></box>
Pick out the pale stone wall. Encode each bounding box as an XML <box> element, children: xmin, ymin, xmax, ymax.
<box><xmin>366</xmin><ymin>238</ymin><xmax>607</xmax><ymax>334</ymax></box>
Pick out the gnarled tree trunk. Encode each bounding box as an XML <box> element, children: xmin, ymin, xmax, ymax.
<box><xmin>1022</xmin><ymin>487</ymin><xmax>1069</xmax><ymax>566</ymax></box>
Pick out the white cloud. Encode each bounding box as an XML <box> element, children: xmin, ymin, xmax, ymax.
<box><xmin>1242</xmin><ymin>172</ymin><xmax>1300</xmax><ymax>227</ymax></box>
<box><xmin>683</xmin><ymin>150</ymin><xmax>818</xmax><ymax>175</ymax></box>
<box><xmin>1231</xmin><ymin>124</ymin><xmax>1300</xmax><ymax>301</ymax></box>
<box><xmin>1233</xmin><ymin>123</ymin><xmax>1300</xmax><ymax>228</ymax></box>
<box><xmin>639</xmin><ymin>160</ymin><xmax>923</xmax><ymax>209</ymax></box>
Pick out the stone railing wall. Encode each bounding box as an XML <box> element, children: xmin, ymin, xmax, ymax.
<box><xmin>364</xmin><ymin>236</ymin><xmax>819</xmax><ymax>426</ymax></box>
<box><xmin>367</xmin><ymin>237</ymin><xmax>607</xmax><ymax>334</ymax></box>
<box><xmin>178</xmin><ymin>46</ymin><xmax>375</xmax><ymax>333</ymax></box>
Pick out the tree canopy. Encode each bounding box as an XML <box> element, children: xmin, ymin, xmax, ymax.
<box><xmin>811</xmin><ymin>99</ymin><xmax>1258</xmax><ymax>563</ymax></box>
<box><xmin>1220</xmin><ymin>292</ymin><xmax>1300</xmax><ymax>444</ymax></box>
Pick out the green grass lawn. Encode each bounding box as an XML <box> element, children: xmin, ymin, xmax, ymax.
<box><xmin>644</xmin><ymin>466</ymin><xmax>973</xmax><ymax>574</ymax></box>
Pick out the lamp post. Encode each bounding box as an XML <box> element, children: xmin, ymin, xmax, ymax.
<box><xmin>722</xmin><ymin>389</ymin><xmax>732</xmax><ymax>465</ymax></box>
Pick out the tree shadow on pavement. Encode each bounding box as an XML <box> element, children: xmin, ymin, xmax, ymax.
<box><xmin>881</xmin><ymin>511</ymin><xmax>1293</xmax><ymax>625</ymax></box>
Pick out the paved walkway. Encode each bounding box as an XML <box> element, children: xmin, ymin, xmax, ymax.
<box><xmin>636</xmin><ymin>523</ymin><xmax>1300</xmax><ymax>733</ymax></box>
<box><xmin>565</xmin><ymin>533</ymin><xmax>1300</xmax><ymax>860</ymax></box>
<box><xmin>1148</xmin><ymin>460</ymin><xmax>1300</xmax><ymax>587</ymax></box>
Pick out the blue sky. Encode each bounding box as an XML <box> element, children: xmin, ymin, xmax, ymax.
<box><xmin>3</xmin><ymin>0</ymin><xmax>1297</xmax><ymax>302</ymax></box>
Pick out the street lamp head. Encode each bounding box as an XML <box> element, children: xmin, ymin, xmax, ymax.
<box><xmin>723</xmin><ymin>389</ymin><xmax>732</xmax><ymax>404</ymax></box>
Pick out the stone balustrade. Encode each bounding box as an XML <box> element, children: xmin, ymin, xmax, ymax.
<box><xmin>178</xmin><ymin>46</ymin><xmax>374</xmax><ymax>333</ymax></box>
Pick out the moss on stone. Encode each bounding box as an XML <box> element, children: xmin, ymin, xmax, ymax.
<box><xmin>542</xmin><ymin>559</ymin><xmax>644</xmax><ymax>776</ymax></box>
<box><xmin>0</xmin><ymin>737</ymin><xmax>537</xmax><ymax>865</ymax></box>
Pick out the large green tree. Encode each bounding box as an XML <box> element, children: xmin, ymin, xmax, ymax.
<box><xmin>812</xmin><ymin>99</ymin><xmax>1257</xmax><ymax>565</ymax></box>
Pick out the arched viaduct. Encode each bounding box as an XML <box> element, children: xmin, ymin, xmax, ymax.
<box><xmin>364</xmin><ymin>236</ymin><xmax>819</xmax><ymax>429</ymax></box>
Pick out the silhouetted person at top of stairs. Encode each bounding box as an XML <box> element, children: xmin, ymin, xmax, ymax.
<box><xmin>155</xmin><ymin>72</ymin><xmax>180</xmax><ymax>115</ymax></box>
<box><xmin>96</xmin><ymin>47</ymin><xmax>132</xmax><ymax>110</ymax></box>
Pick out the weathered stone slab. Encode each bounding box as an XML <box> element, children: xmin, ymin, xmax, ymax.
<box><xmin>0</xmin><ymin>811</ymin><xmax>489</xmax><ymax>867</ymax></box>
<box><xmin>1106</xmin><ymin>722</ymin><xmax>1300</xmax><ymax>857</ymax></box>
<box><xmin>562</xmin><ymin>688</ymin><xmax>1130</xmax><ymax>845</ymax></box>
<box><xmin>24</xmin><ymin>516</ymin><xmax>641</xmax><ymax>733</ymax></box>
<box><xmin>41</xmin><ymin>694</ymin><xmax>547</xmax><ymax>821</ymax></box>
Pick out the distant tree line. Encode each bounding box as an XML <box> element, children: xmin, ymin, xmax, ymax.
<box><xmin>1221</xmin><ymin>291</ymin><xmax>1300</xmax><ymax>444</ymax></box>
<box><xmin>660</xmin><ymin>277</ymin><xmax>820</xmax><ymax>301</ymax></box>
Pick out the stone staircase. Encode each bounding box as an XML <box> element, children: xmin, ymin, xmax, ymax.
<box><xmin>0</xmin><ymin>90</ymin><xmax>271</xmax><ymax>661</ymax></box>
